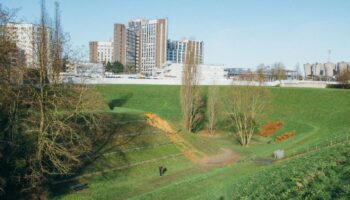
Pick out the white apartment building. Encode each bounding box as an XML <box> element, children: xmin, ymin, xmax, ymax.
<box><xmin>139</xmin><ymin>19</ymin><xmax>167</xmax><ymax>75</ymax></box>
<box><xmin>5</xmin><ymin>22</ymin><xmax>53</xmax><ymax>68</ymax></box>
<box><xmin>5</xmin><ymin>23</ymin><xmax>41</xmax><ymax>67</ymax></box>
<box><xmin>89</xmin><ymin>41</ymin><xmax>114</xmax><ymax>64</ymax></box>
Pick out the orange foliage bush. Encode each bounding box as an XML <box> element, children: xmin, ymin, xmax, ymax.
<box><xmin>259</xmin><ymin>121</ymin><xmax>284</xmax><ymax>137</ymax></box>
<box><xmin>275</xmin><ymin>131</ymin><xmax>296</xmax><ymax>142</ymax></box>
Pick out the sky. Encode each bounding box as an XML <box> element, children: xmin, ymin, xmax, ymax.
<box><xmin>2</xmin><ymin>0</ymin><xmax>350</xmax><ymax>69</ymax></box>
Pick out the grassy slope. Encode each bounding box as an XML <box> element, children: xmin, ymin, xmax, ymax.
<box><xmin>96</xmin><ymin>85</ymin><xmax>350</xmax><ymax>155</ymax></box>
<box><xmin>56</xmin><ymin>85</ymin><xmax>350</xmax><ymax>200</ymax></box>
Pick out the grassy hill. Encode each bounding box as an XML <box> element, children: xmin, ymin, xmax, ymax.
<box><xmin>54</xmin><ymin>85</ymin><xmax>350</xmax><ymax>200</ymax></box>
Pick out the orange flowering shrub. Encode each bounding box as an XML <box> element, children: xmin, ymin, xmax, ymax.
<box><xmin>259</xmin><ymin>121</ymin><xmax>284</xmax><ymax>137</ymax></box>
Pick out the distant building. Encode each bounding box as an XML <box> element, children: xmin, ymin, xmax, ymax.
<box><xmin>225</xmin><ymin>68</ymin><xmax>253</xmax><ymax>80</ymax></box>
<box><xmin>167</xmin><ymin>39</ymin><xmax>204</xmax><ymax>64</ymax></box>
<box><xmin>89</xmin><ymin>41</ymin><xmax>113</xmax><ymax>64</ymax></box>
<box><xmin>161</xmin><ymin>63</ymin><xmax>225</xmax><ymax>81</ymax></box>
<box><xmin>74</xmin><ymin>62</ymin><xmax>104</xmax><ymax>78</ymax></box>
<box><xmin>324</xmin><ymin>62</ymin><xmax>336</xmax><ymax>77</ymax></box>
<box><xmin>303</xmin><ymin>63</ymin><xmax>313</xmax><ymax>77</ymax></box>
<box><xmin>304</xmin><ymin>61</ymin><xmax>348</xmax><ymax>79</ymax></box>
<box><xmin>5</xmin><ymin>22</ymin><xmax>51</xmax><ymax>68</ymax></box>
<box><xmin>113</xmin><ymin>18</ymin><xmax>168</xmax><ymax>75</ymax></box>
<box><xmin>337</xmin><ymin>61</ymin><xmax>349</xmax><ymax>73</ymax></box>
<box><xmin>285</xmin><ymin>70</ymin><xmax>298</xmax><ymax>80</ymax></box>
<box><xmin>225</xmin><ymin>66</ymin><xmax>298</xmax><ymax>81</ymax></box>
<box><xmin>113</xmin><ymin>24</ymin><xmax>126</xmax><ymax>65</ymax></box>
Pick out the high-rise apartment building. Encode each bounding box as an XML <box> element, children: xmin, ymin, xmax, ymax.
<box><xmin>167</xmin><ymin>39</ymin><xmax>204</xmax><ymax>64</ymax></box>
<box><xmin>128</xmin><ymin>20</ymin><xmax>142</xmax><ymax>67</ymax></box>
<box><xmin>113</xmin><ymin>24</ymin><xmax>126</xmax><ymax>65</ymax></box>
<box><xmin>89</xmin><ymin>41</ymin><xmax>113</xmax><ymax>64</ymax></box>
<box><xmin>5</xmin><ymin>22</ymin><xmax>51</xmax><ymax>68</ymax></box>
<box><xmin>113</xmin><ymin>18</ymin><xmax>168</xmax><ymax>75</ymax></box>
<box><xmin>139</xmin><ymin>19</ymin><xmax>167</xmax><ymax>75</ymax></box>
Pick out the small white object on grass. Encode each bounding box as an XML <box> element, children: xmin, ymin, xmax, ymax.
<box><xmin>274</xmin><ymin>150</ymin><xmax>284</xmax><ymax>160</ymax></box>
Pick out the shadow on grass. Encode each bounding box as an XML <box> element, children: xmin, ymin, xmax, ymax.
<box><xmin>108</xmin><ymin>93</ymin><xmax>133</xmax><ymax>110</ymax></box>
<box><xmin>49</xmin><ymin>112</ymin><xmax>152</xmax><ymax>198</ymax></box>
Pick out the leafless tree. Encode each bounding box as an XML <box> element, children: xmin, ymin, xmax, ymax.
<box><xmin>295</xmin><ymin>62</ymin><xmax>301</xmax><ymax>80</ymax></box>
<box><xmin>181</xmin><ymin>42</ymin><xmax>204</xmax><ymax>132</ymax></box>
<box><xmin>0</xmin><ymin>1</ymin><xmax>106</xmax><ymax>198</ymax></box>
<box><xmin>256</xmin><ymin>63</ymin><xmax>266</xmax><ymax>85</ymax></box>
<box><xmin>336</xmin><ymin>69</ymin><xmax>350</xmax><ymax>85</ymax></box>
<box><xmin>50</xmin><ymin>1</ymin><xmax>64</xmax><ymax>83</ymax></box>
<box><xmin>225</xmin><ymin>84</ymin><xmax>270</xmax><ymax>147</ymax></box>
<box><xmin>272</xmin><ymin>62</ymin><xmax>286</xmax><ymax>83</ymax></box>
<box><xmin>0</xmin><ymin>4</ymin><xmax>21</xmax><ymax>83</ymax></box>
<box><xmin>207</xmin><ymin>85</ymin><xmax>219</xmax><ymax>134</ymax></box>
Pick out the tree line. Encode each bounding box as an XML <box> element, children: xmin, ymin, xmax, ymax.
<box><xmin>0</xmin><ymin>1</ymin><xmax>117</xmax><ymax>199</ymax></box>
<box><xmin>104</xmin><ymin>61</ymin><xmax>136</xmax><ymax>74</ymax></box>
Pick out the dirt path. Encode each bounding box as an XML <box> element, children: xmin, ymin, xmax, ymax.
<box><xmin>145</xmin><ymin>113</ymin><xmax>206</xmax><ymax>163</ymax></box>
<box><xmin>145</xmin><ymin>113</ymin><xmax>241</xmax><ymax>167</ymax></box>
<box><xmin>199</xmin><ymin>148</ymin><xmax>240</xmax><ymax>166</ymax></box>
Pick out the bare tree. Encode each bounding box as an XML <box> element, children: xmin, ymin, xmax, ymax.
<box><xmin>256</xmin><ymin>63</ymin><xmax>266</xmax><ymax>85</ymax></box>
<box><xmin>295</xmin><ymin>62</ymin><xmax>301</xmax><ymax>80</ymax></box>
<box><xmin>0</xmin><ymin>1</ymin><xmax>106</xmax><ymax>198</ymax></box>
<box><xmin>207</xmin><ymin>85</ymin><xmax>219</xmax><ymax>134</ymax></box>
<box><xmin>336</xmin><ymin>69</ymin><xmax>350</xmax><ymax>85</ymax></box>
<box><xmin>0</xmin><ymin>4</ymin><xmax>21</xmax><ymax>83</ymax></box>
<box><xmin>225</xmin><ymin>85</ymin><xmax>269</xmax><ymax>147</ymax></box>
<box><xmin>272</xmin><ymin>62</ymin><xmax>286</xmax><ymax>83</ymax></box>
<box><xmin>181</xmin><ymin>42</ymin><xmax>204</xmax><ymax>132</ymax></box>
<box><xmin>50</xmin><ymin>1</ymin><xmax>64</xmax><ymax>83</ymax></box>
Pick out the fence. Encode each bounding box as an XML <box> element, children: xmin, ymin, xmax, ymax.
<box><xmin>238</xmin><ymin>133</ymin><xmax>350</xmax><ymax>164</ymax></box>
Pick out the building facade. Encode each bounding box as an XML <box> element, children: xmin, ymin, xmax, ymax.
<box><xmin>113</xmin><ymin>18</ymin><xmax>168</xmax><ymax>75</ymax></box>
<box><xmin>167</xmin><ymin>39</ymin><xmax>204</xmax><ymax>64</ymax></box>
<box><xmin>89</xmin><ymin>41</ymin><xmax>114</xmax><ymax>64</ymax></box>
<box><xmin>5</xmin><ymin>22</ymin><xmax>52</xmax><ymax>68</ymax></box>
<box><xmin>304</xmin><ymin>62</ymin><xmax>348</xmax><ymax>79</ymax></box>
<box><xmin>113</xmin><ymin>24</ymin><xmax>126</xmax><ymax>65</ymax></box>
<box><xmin>337</xmin><ymin>61</ymin><xmax>349</xmax><ymax>73</ymax></box>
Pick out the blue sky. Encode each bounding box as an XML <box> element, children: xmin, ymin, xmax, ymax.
<box><xmin>3</xmin><ymin>0</ymin><xmax>350</xmax><ymax>69</ymax></box>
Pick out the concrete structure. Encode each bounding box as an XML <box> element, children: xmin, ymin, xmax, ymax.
<box><xmin>113</xmin><ymin>18</ymin><xmax>168</xmax><ymax>76</ymax></box>
<box><xmin>74</xmin><ymin>62</ymin><xmax>104</xmax><ymax>78</ymax></box>
<box><xmin>167</xmin><ymin>39</ymin><xmax>204</xmax><ymax>64</ymax></box>
<box><xmin>160</xmin><ymin>63</ymin><xmax>226</xmax><ymax>84</ymax></box>
<box><xmin>304</xmin><ymin>61</ymin><xmax>349</xmax><ymax>79</ymax></box>
<box><xmin>89</xmin><ymin>41</ymin><xmax>113</xmax><ymax>64</ymax></box>
<box><xmin>304</xmin><ymin>63</ymin><xmax>312</xmax><ymax>77</ymax></box>
<box><xmin>285</xmin><ymin>70</ymin><xmax>299</xmax><ymax>80</ymax></box>
<box><xmin>337</xmin><ymin>61</ymin><xmax>349</xmax><ymax>74</ymax></box>
<box><xmin>314</xmin><ymin>63</ymin><xmax>324</xmax><ymax>76</ymax></box>
<box><xmin>324</xmin><ymin>62</ymin><xmax>336</xmax><ymax>77</ymax></box>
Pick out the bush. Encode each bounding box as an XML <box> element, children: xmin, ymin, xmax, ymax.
<box><xmin>326</xmin><ymin>84</ymin><xmax>350</xmax><ymax>89</ymax></box>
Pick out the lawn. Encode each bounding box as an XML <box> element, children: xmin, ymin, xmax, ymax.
<box><xmin>54</xmin><ymin>85</ymin><xmax>350</xmax><ymax>200</ymax></box>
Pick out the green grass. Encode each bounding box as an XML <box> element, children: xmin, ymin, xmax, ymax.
<box><xmin>96</xmin><ymin>85</ymin><xmax>182</xmax><ymax>124</ymax></box>
<box><xmin>54</xmin><ymin>85</ymin><xmax>350</xmax><ymax>200</ymax></box>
